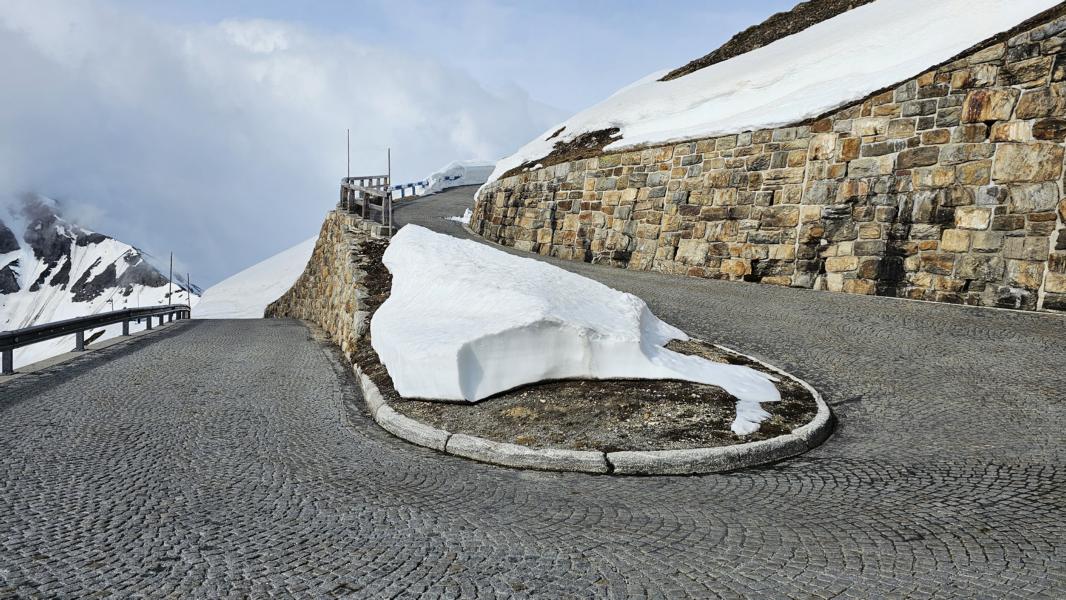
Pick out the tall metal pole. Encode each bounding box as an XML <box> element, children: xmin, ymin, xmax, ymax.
<box><xmin>387</xmin><ymin>147</ymin><xmax>392</xmax><ymax>235</ymax></box>
<box><xmin>168</xmin><ymin>252</ymin><xmax>173</xmax><ymax>305</ymax></box>
<box><xmin>347</xmin><ymin>129</ymin><xmax>350</xmax><ymax>179</ymax></box>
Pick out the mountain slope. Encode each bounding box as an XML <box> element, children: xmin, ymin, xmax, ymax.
<box><xmin>0</xmin><ymin>196</ymin><xmax>198</xmax><ymax>368</ymax></box>
<box><xmin>194</xmin><ymin>236</ymin><xmax>316</xmax><ymax>319</ymax></box>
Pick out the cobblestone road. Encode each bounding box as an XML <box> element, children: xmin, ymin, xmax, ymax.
<box><xmin>0</xmin><ymin>188</ymin><xmax>1063</xmax><ymax>598</ymax></box>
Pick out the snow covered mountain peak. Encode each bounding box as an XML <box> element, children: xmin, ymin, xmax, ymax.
<box><xmin>0</xmin><ymin>195</ymin><xmax>199</xmax><ymax>367</ymax></box>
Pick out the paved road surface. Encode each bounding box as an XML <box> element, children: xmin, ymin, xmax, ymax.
<box><xmin>0</xmin><ymin>186</ymin><xmax>1063</xmax><ymax>598</ymax></box>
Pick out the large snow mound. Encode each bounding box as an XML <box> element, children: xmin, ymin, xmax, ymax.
<box><xmin>194</xmin><ymin>236</ymin><xmax>316</xmax><ymax>319</ymax></box>
<box><xmin>489</xmin><ymin>0</ymin><xmax>1058</xmax><ymax>182</ymax></box>
<box><xmin>371</xmin><ymin>225</ymin><xmax>781</xmax><ymax>434</ymax></box>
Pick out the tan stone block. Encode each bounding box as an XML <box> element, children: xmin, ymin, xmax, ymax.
<box><xmin>989</xmin><ymin>121</ymin><xmax>1033</xmax><ymax>142</ymax></box>
<box><xmin>1006</xmin><ymin>259</ymin><xmax>1044</xmax><ymax>289</ymax></box>
<box><xmin>1016</xmin><ymin>84</ymin><xmax>1066</xmax><ymax>119</ymax></box>
<box><xmin>1003</xmin><ymin>236</ymin><xmax>1050</xmax><ymax>261</ymax></box>
<box><xmin>842</xmin><ymin>279</ymin><xmax>876</xmax><ymax>295</ymax></box>
<box><xmin>825</xmin><ymin>272</ymin><xmax>845</xmax><ymax>292</ymax></box>
<box><xmin>800</xmin><ymin>205</ymin><xmax>823</xmax><ymax>223</ymax></box>
<box><xmin>971</xmin><ymin>231</ymin><xmax>1003</xmax><ymax>251</ymax></box>
<box><xmin>840</xmin><ymin>137</ymin><xmax>861</xmax><ymax>161</ymax></box>
<box><xmin>955</xmin><ymin>206</ymin><xmax>992</xmax><ymax>230</ymax></box>
<box><xmin>992</xmin><ymin>143</ymin><xmax>1065</xmax><ymax>183</ymax></box>
<box><xmin>762</xmin><ymin>276</ymin><xmax>792</xmax><ymax>286</ymax></box>
<box><xmin>720</xmin><ymin>258</ymin><xmax>750</xmax><ymax>278</ymax></box>
<box><xmin>921</xmin><ymin>129</ymin><xmax>951</xmax><ymax>145</ymax></box>
<box><xmin>961</xmin><ymin>89</ymin><xmax>1018</xmax><ymax>122</ymax></box>
<box><xmin>769</xmin><ymin>244</ymin><xmax>796</xmax><ymax>260</ymax></box>
<box><xmin>806</xmin><ymin>132</ymin><xmax>837</xmax><ymax>161</ymax></box>
<box><xmin>1045</xmin><ymin>272</ymin><xmax>1066</xmax><ymax>293</ymax></box>
<box><xmin>853</xmin><ymin>117</ymin><xmax>888</xmax><ymax>136</ymax></box>
<box><xmin>956</xmin><ymin>161</ymin><xmax>991</xmax><ymax>186</ymax></box>
<box><xmin>912</xmin><ymin>167</ymin><xmax>956</xmax><ymax>189</ymax></box>
<box><xmin>825</xmin><ymin>256</ymin><xmax>859</xmax><ymax>273</ymax></box>
<box><xmin>858</xmin><ymin>223</ymin><xmax>881</xmax><ymax>239</ymax></box>
<box><xmin>941</xmin><ymin>229</ymin><xmax>971</xmax><ymax>252</ymax></box>
<box><xmin>920</xmin><ymin>252</ymin><xmax>956</xmax><ymax>275</ymax></box>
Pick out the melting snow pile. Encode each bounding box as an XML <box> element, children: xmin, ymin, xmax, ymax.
<box><xmin>489</xmin><ymin>0</ymin><xmax>1058</xmax><ymax>182</ymax></box>
<box><xmin>371</xmin><ymin>226</ymin><xmax>781</xmax><ymax>434</ymax></box>
<box><xmin>446</xmin><ymin>209</ymin><xmax>473</xmax><ymax>225</ymax></box>
<box><xmin>194</xmin><ymin>236</ymin><xmax>316</xmax><ymax>319</ymax></box>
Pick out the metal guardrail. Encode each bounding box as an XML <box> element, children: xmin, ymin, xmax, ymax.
<box><xmin>0</xmin><ymin>304</ymin><xmax>191</xmax><ymax>375</ymax></box>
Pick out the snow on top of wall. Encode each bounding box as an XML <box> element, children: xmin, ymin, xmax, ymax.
<box><xmin>488</xmin><ymin>0</ymin><xmax>1059</xmax><ymax>183</ymax></box>
<box><xmin>371</xmin><ymin>225</ymin><xmax>781</xmax><ymax>434</ymax></box>
<box><xmin>194</xmin><ymin>236</ymin><xmax>316</xmax><ymax>319</ymax></box>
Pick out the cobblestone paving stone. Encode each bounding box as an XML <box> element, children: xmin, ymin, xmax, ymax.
<box><xmin>0</xmin><ymin>187</ymin><xmax>1062</xmax><ymax>598</ymax></box>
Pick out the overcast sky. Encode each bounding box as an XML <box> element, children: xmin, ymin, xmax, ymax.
<box><xmin>0</xmin><ymin>0</ymin><xmax>793</xmax><ymax>285</ymax></box>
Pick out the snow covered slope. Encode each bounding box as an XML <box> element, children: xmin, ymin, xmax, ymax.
<box><xmin>0</xmin><ymin>196</ymin><xmax>198</xmax><ymax>369</ymax></box>
<box><xmin>194</xmin><ymin>236</ymin><xmax>316</xmax><ymax>319</ymax></box>
<box><xmin>372</xmin><ymin>225</ymin><xmax>780</xmax><ymax>434</ymax></box>
<box><xmin>489</xmin><ymin>0</ymin><xmax>1059</xmax><ymax>182</ymax></box>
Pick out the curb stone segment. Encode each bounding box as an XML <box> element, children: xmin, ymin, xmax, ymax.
<box><xmin>373</xmin><ymin>405</ymin><xmax>451</xmax><ymax>452</ymax></box>
<box><xmin>350</xmin><ymin>339</ymin><xmax>832</xmax><ymax>475</ymax></box>
<box><xmin>608</xmin><ymin>434</ymin><xmax>806</xmax><ymax>476</ymax></box>
<box><xmin>445</xmin><ymin>433</ymin><xmax>609</xmax><ymax>474</ymax></box>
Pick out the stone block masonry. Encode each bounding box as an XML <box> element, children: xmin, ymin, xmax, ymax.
<box><xmin>471</xmin><ymin>9</ymin><xmax>1066</xmax><ymax>312</ymax></box>
<box><xmin>266</xmin><ymin>211</ymin><xmax>378</xmax><ymax>355</ymax></box>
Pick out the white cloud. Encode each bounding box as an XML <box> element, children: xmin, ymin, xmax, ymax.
<box><xmin>0</xmin><ymin>0</ymin><xmax>564</xmax><ymax>284</ymax></box>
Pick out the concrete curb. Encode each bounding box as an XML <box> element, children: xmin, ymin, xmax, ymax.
<box><xmin>446</xmin><ymin>434</ymin><xmax>609</xmax><ymax>474</ymax></box>
<box><xmin>351</xmin><ymin>343</ymin><xmax>832</xmax><ymax>476</ymax></box>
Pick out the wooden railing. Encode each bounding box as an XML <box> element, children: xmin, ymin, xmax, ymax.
<box><xmin>339</xmin><ymin>175</ymin><xmax>393</xmax><ymax>234</ymax></box>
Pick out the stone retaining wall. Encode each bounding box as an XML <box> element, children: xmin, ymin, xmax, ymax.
<box><xmin>472</xmin><ymin>9</ymin><xmax>1066</xmax><ymax>312</ymax></box>
<box><xmin>265</xmin><ymin>211</ymin><xmax>375</xmax><ymax>355</ymax></box>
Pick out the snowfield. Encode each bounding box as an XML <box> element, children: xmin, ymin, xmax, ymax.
<box><xmin>371</xmin><ymin>226</ymin><xmax>781</xmax><ymax>434</ymax></box>
<box><xmin>488</xmin><ymin>0</ymin><xmax>1059</xmax><ymax>182</ymax></box>
<box><xmin>194</xmin><ymin>236</ymin><xmax>316</xmax><ymax>319</ymax></box>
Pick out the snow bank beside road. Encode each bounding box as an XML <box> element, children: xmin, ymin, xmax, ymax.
<box><xmin>489</xmin><ymin>0</ymin><xmax>1058</xmax><ymax>182</ymax></box>
<box><xmin>421</xmin><ymin>160</ymin><xmax>495</xmax><ymax>195</ymax></box>
<box><xmin>195</xmin><ymin>236</ymin><xmax>316</xmax><ymax>319</ymax></box>
<box><xmin>371</xmin><ymin>226</ymin><xmax>780</xmax><ymax>434</ymax></box>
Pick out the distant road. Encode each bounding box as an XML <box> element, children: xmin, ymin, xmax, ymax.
<box><xmin>0</xmin><ymin>186</ymin><xmax>1061</xmax><ymax>597</ymax></box>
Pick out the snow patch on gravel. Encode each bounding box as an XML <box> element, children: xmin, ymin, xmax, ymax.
<box><xmin>371</xmin><ymin>225</ymin><xmax>781</xmax><ymax>434</ymax></box>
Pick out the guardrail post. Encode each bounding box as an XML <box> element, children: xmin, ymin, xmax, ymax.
<box><xmin>122</xmin><ymin>320</ymin><xmax>130</xmax><ymax>336</ymax></box>
<box><xmin>146</xmin><ymin>316</ymin><xmax>153</xmax><ymax>330</ymax></box>
<box><xmin>2</xmin><ymin>349</ymin><xmax>12</xmax><ymax>375</ymax></box>
<box><xmin>75</xmin><ymin>331</ymin><xmax>85</xmax><ymax>352</ymax></box>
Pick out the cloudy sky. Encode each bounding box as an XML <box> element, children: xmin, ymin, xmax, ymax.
<box><xmin>0</xmin><ymin>0</ymin><xmax>792</xmax><ymax>285</ymax></box>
